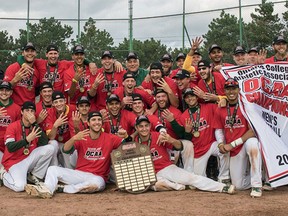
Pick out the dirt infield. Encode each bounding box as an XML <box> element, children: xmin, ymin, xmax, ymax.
<box><xmin>1</xmin><ymin>184</ymin><xmax>288</xmax><ymax>216</ymax></box>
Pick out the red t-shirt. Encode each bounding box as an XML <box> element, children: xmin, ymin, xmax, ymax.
<box><xmin>90</xmin><ymin>68</ymin><xmax>126</xmax><ymax>111</ymax></box>
<box><xmin>198</xmin><ymin>72</ymin><xmax>225</xmax><ymax>96</ymax></box>
<box><xmin>141</xmin><ymin>77</ymin><xmax>178</xmax><ymax>97</ymax></box>
<box><xmin>0</xmin><ymin>101</ymin><xmax>21</xmax><ymax>152</ymax></box>
<box><xmin>2</xmin><ymin>120</ymin><xmax>41</xmax><ymax>170</ymax></box>
<box><xmin>213</xmin><ymin>105</ymin><xmax>249</xmax><ymax>157</ymax></box>
<box><xmin>180</xmin><ymin>103</ymin><xmax>217</xmax><ymax>158</ymax></box>
<box><xmin>135</xmin><ymin>132</ymin><xmax>173</xmax><ymax>173</ymax></box>
<box><xmin>68</xmin><ymin>118</ymin><xmax>89</xmax><ymax>137</ymax></box>
<box><xmin>4</xmin><ymin>62</ymin><xmax>40</xmax><ymax>106</ymax></box>
<box><xmin>264</xmin><ymin>56</ymin><xmax>288</xmax><ymax>63</ymax></box>
<box><xmin>74</xmin><ymin>132</ymin><xmax>122</xmax><ymax>181</ymax></box>
<box><xmin>35</xmin><ymin>101</ymin><xmax>52</xmax><ymax>131</ymax></box>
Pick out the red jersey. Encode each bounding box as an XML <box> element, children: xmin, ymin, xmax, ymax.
<box><xmin>90</xmin><ymin>68</ymin><xmax>126</xmax><ymax>111</ymax></box>
<box><xmin>35</xmin><ymin>101</ymin><xmax>52</xmax><ymax>131</ymax></box>
<box><xmin>2</xmin><ymin>120</ymin><xmax>42</xmax><ymax>170</ymax></box>
<box><xmin>64</xmin><ymin>65</ymin><xmax>96</xmax><ymax>105</ymax></box>
<box><xmin>4</xmin><ymin>62</ymin><xmax>40</xmax><ymax>106</ymax></box>
<box><xmin>198</xmin><ymin>72</ymin><xmax>225</xmax><ymax>96</ymax></box>
<box><xmin>213</xmin><ymin>105</ymin><xmax>249</xmax><ymax>157</ymax></box>
<box><xmin>180</xmin><ymin>103</ymin><xmax>217</xmax><ymax>158</ymax></box>
<box><xmin>135</xmin><ymin>132</ymin><xmax>173</xmax><ymax>173</ymax></box>
<box><xmin>153</xmin><ymin>106</ymin><xmax>182</xmax><ymax>139</ymax></box>
<box><xmin>141</xmin><ymin>77</ymin><xmax>178</xmax><ymax>97</ymax></box>
<box><xmin>74</xmin><ymin>132</ymin><xmax>122</xmax><ymax>181</ymax></box>
<box><xmin>0</xmin><ymin>100</ymin><xmax>21</xmax><ymax>152</ymax></box>
<box><xmin>264</xmin><ymin>56</ymin><xmax>288</xmax><ymax>63</ymax></box>
<box><xmin>45</xmin><ymin>105</ymin><xmax>76</xmax><ymax>143</ymax></box>
<box><xmin>68</xmin><ymin>118</ymin><xmax>89</xmax><ymax>137</ymax></box>
<box><xmin>34</xmin><ymin>59</ymin><xmax>73</xmax><ymax>93</ymax></box>
<box><xmin>169</xmin><ymin>68</ymin><xmax>181</xmax><ymax>79</ymax></box>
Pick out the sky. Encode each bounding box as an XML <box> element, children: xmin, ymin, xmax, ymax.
<box><xmin>0</xmin><ymin>0</ymin><xmax>286</xmax><ymax>48</ymax></box>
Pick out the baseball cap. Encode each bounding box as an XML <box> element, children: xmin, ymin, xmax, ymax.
<box><xmin>46</xmin><ymin>44</ymin><xmax>59</xmax><ymax>53</ymax></box>
<box><xmin>52</xmin><ymin>91</ymin><xmax>65</xmax><ymax>101</ymax></box>
<box><xmin>22</xmin><ymin>101</ymin><xmax>36</xmax><ymax>111</ymax></box>
<box><xmin>193</xmin><ymin>49</ymin><xmax>201</xmax><ymax>56</ymax></box>
<box><xmin>0</xmin><ymin>81</ymin><xmax>12</xmax><ymax>90</ymax></box>
<box><xmin>273</xmin><ymin>35</ymin><xmax>287</xmax><ymax>45</ymax></box>
<box><xmin>135</xmin><ymin>115</ymin><xmax>150</xmax><ymax>126</ymax></box>
<box><xmin>183</xmin><ymin>88</ymin><xmax>196</xmax><ymax>98</ymax></box>
<box><xmin>150</xmin><ymin>62</ymin><xmax>163</xmax><ymax>71</ymax></box>
<box><xmin>248</xmin><ymin>47</ymin><xmax>258</xmax><ymax>54</ymax></box>
<box><xmin>160</xmin><ymin>53</ymin><xmax>173</xmax><ymax>62</ymax></box>
<box><xmin>126</xmin><ymin>52</ymin><xmax>138</xmax><ymax>60</ymax></box>
<box><xmin>176</xmin><ymin>53</ymin><xmax>186</xmax><ymax>61</ymax></box>
<box><xmin>197</xmin><ymin>60</ymin><xmax>210</xmax><ymax>68</ymax></box>
<box><xmin>88</xmin><ymin>111</ymin><xmax>102</xmax><ymax>121</ymax></box>
<box><xmin>106</xmin><ymin>94</ymin><xmax>121</xmax><ymax>103</ymax></box>
<box><xmin>224</xmin><ymin>78</ymin><xmax>239</xmax><ymax>89</ymax></box>
<box><xmin>72</xmin><ymin>45</ymin><xmax>85</xmax><ymax>54</ymax></box>
<box><xmin>23</xmin><ymin>42</ymin><xmax>36</xmax><ymax>51</ymax></box>
<box><xmin>132</xmin><ymin>93</ymin><xmax>143</xmax><ymax>102</ymax></box>
<box><xmin>123</xmin><ymin>72</ymin><xmax>136</xmax><ymax>81</ymax></box>
<box><xmin>39</xmin><ymin>82</ymin><xmax>53</xmax><ymax>91</ymax></box>
<box><xmin>208</xmin><ymin>44</ymin><xmax>222</xmax><ymax>54</ymax></box>
<box><xmin>172</xmin><ymin>69</ymin><xmax>190</xmax><ymax>79</ymax></box>
<box><xmin>233</xmin><ymin>46</ymin><xmax>246</xmax><ymax>55</ymax></box>
<box><xmin>101</xmin><ymin>50</ymin><xmax>114</xmax><ymax>59</ymax></box>
<box><xmin>154</xmin><ymin>88</ymin><xmax>167</xmax><ymax>96</ymax></box>
<box><xmin>76</xmin><ymin>96</ymin><xmax>90</xmax><ymax>105</ymax></box>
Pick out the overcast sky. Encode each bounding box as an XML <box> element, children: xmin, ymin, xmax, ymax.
<box><xmin>0</xmin><ymin>0</ymin><xmax>286</xmax><ymax>48</ymax></box>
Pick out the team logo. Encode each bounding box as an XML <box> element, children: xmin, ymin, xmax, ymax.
<box><xmin>0</xmin><ymin>116</ymin><xmax>12</xmax><ymax>126</ymax></box>
<box><xmin>85</xmin><ymin>147</ymin><xmax>104</xmax><ymax>160</ymax></box>
<box><xmin>225</xmin><ymin>115</ymin><xmax>244</xmax><ymax>129</ymax></box>
<box><xmin>150</xmin><ymin>148</ymin><xmax>162</xmax><ymax>161</ymax></box>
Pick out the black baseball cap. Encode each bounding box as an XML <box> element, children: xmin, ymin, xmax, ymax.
<box><xmin>160</xmin><ymin>53</ymin><xmax>173</xmax><ymax>62</ymax></box>
<box><xmin>173</xmin><ymin>69</ymin><xmax>190</xmax><ymax>79</ymax></box>
<box><xmin>183</xmin><ymin>88</ymin><xmax>196</xmax><ymax>98</ymax></box>
<box><xmin>76</xmin><ymin>96</ymin><xmax>90</xmax><ymax>105</ymax></box>
<box><xmin>0</xmin><ymin>81</ymin><xmax>12</xmax><ymax>90</ymax></box>
<box><xmin>52</xmin><ymin>91</ymin><xmax>65</xmax><ymax>101</ymax></box>
<box><xmin>39</xmin><ymin>82</ymin><xmax>53</xmax><ymax>91</ymax></box>
<box><xmin>123</xmin><ymin>72</ymin><xmax>136</xmax><ymax>81</ymax></box>
<box><xmin>101</xmin><ymin>50</ymin><xmax>114</xmax><ymax>59</ymax></box>
<box><xmin>22</xmin><ymin>101</ymin><xmax>36</xmax><ymax>111</ymax></box>
<box><xmin>224</xmin><ymin>78</ymin><xmax>239</xmax><ymax>89</ymax></box>
<box><xmin>248</xmin><ymin>47</ymin><xmax>258</xmax><ymax>54</ymax></box>
<box><xmin>46</xmin><ymin>44</ymin><xmax>59</xmax><ymax>53</ymax></box>
<box><xmin>193</xmin><ymin>49</ymin><xmax>201</xmax><ymax>56</ymax></box>
<box><xmin>23</xmin><ymin>42</ymin><xmax>36</xmax><ymax>51</ymax></box>
<box><xmin>233</xmin><ymin>46</ymin><xmax>246</xmax><ymax>55</ymax></box>
<box><xmin>132</xmin><ymin>93</ymin><xmax>143</xmax><ymax>102</ymax></box>
<box><xmin>208</xmin><ymin>44</ymin><xmax>222</xmax><ymax>54</ymax></box>
<box><xmin>88</xmin><ymin>111</ymin><xmax>102</xmax><ymax>121</ymax></box>
<box><xmin>126</xmin><ymin>52</ymin><xmax>138</xmax><ymax>60</ymax></box>
<box><xmin>72</xmin><ymin>45</ymin><xmax>85</xmax><ymax>54</ymax></box>
<box><xmin>197</xmin><ymin>60</ymin><xmax>210</xmax><ymax>68</ymax></box>
<box><xmin>106</xmin><ymin>94</ymin><xmax>121</xmax><ymax>103</ymax></box>
<box><xmin>273</xmin><ymin>35</ymin><xmax>287</xmax><ymax>45</ymax></box>
<box><xmin>176</xmin><ymin>53</ymin><xmax>186</xmax><ymax>61</ymax></box>
<box><xmin>135</xmin><ymin>115</ymin><xmax>150</xmax><ymax>126</ymax></box>
<box><xmin>154</xmin><ymin>88</ymin><xmax>167</xmax><ymax>96</ymax></box>
<box><xmin>150</xmin><ymin>62</ymin><xmax>163</xmax><ymax>71</ymax></box>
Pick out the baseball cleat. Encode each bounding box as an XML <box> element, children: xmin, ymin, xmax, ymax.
<box><xmin>250</xmin><ymin>187</ymin><xmax>262</xmax><ymax>198</ymax></box>
<box><xmin>222</xmin><ymin>184</ymin><xmax>236</xmax><ymax>194</ymax></box>
<box><xmin>262</xmin><ymin>183</ymin><xmax>273</xmax><ymax>191</ymax></box>
<box><xmin>27</xmin><ymin>173</ymin><xmax>44</xmax><ymax>186</ymax></box>
<box><xmin>25</xmin><ymin>184</ymin><xmax>53</xmax><ymax>199</ymax></box>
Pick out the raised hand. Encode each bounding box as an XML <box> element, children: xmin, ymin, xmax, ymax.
<box><xmin>157</xmin><ymin>78</ymin><xmax>172</xmax><ymax>94</ymax></box>
<box><xmin>74</xmin><ymin>67</ymin><xmax>86</xmax><ymax>81</ymax></box>
<box><xmin>26</xmin><ymin>111</ymin><xmax>37</xmax><ymax>125</ymax></box>
<box><xmin>89</xmin><ymin>62</ymin><xmax>98</xmax><ymax>75</ymax></box>
<box><xmin>161</xmin><ymin>109</ymin><xmax>174</xmax><ymax>122</ymax></box>
<box><xmin>258</xmin><ymin>48</ymin><xmax>267</xmax><ymax>64</ymax></box>
<box><xmin>191</xmin><ymin>37</ymin><xmax>203</xmax><ymax>51</ymax></box>
<box><xmin>74</xmin><ymin>129</ymin><xmax>90</xmax><ymax>141</ymax></box>
<box><xmin>0</xmin><ymin>107</ymin><xmax>7</xmax><ymax>117</ymax></box>
<box><xmin>26</xmin><ymin>126</ymin><xmax>42</xmax><ymax>143</ymax></box>
<box><xmin>192</xmin><ymin>86</ymin><xmax>205</xmax><ymax>99</ymax></box>
<box><xmin>93</xmin><ymin>73</ymin><xmax>105</xmax><ymax>89</ymax></box>
<box><xmin>184</xmin><ymin>118</ymin><xmax>193</xmax><ymax>133</ymax></box>
<box><xmin>72</xmin><ymin>110</ymin><xmax>81</xmax><ymax>126</ymax></box>
<box><xmin>114</xmin><ymin>60</ymin><xmax>124</xmax><ymax>73</ymax></box>
<box><xmin>37</xmin><ymin>109</ymin><xmax>48</xmax><ymax>124</ymax></box>
<box><xmin>54</xmin><ymin>113</ymin><xmax>68</xmax><ymax>128</ymax></box>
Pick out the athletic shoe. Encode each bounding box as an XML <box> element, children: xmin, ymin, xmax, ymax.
<box><xmin>27</xmin><ymin>173</ymin><xmax>44</xmax><ymax>186</ymax></box>
<box><xmin>250</xmin><ymin>187</ymin><xmax>262</xmax><ymax>198</ymax></box>
<box><xmin>0</xmin><ymin>165</ymin><xmax>6</xmax><ymax>187</ymax></box>
<box><xmin>25</xmin><ymin>184</ymin><xmax>53</xmax><ymax>199</ymax></box>
<box><xmin>56</xmin><ymin>184</ymin><xmax>65</xmax><ymax>193</ymax></box>
<box><xmin>262</xmin><ymin>182</ymin><xmax>273</xmax><ymax>191</ymax></box>
<box><xmin>222</xmin><ymin>184</ymin><xmax>236</xmax><ymax>194</ymax></box>
<box><xmin>219</xmin><ymin>179</ymin><xmax>232</xmax><ymax>186</ymax></box>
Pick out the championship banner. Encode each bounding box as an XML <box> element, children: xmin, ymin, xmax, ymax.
<box><xmin>221</xmin><ymin>63</ymin><xmax>288</xmax><ymax>187</ymax></box>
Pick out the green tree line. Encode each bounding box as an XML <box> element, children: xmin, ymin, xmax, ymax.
<box><xmin>0</xmin><ymin>0</ymin><xmax>287</xmax><ymax>71</ymax></box>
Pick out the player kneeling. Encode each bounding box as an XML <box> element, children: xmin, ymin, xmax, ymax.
<box><xmin>25</xmin><ymin>111</ymin><xmax>128</xmax><ymax>198</ymax></box>
<box><xmin>134</xmin><ymin>115</ymin><xmax>235</xmax><ymax>194</ymax></box>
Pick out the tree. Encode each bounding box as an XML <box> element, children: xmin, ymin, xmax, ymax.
<box><xmin>202</xmin><ymin>10</ymin><xmax>245</xmax><ymax>63</ymax></box>
<box><xmin>116</xmin><ymin>38</ymin><xmax>169</xmax><ymax>68</ymax></box>
<box><xmin>0</xmin><ymin>30</ymin><xmax>17</xmax><ymax>71</ymax></box>
<box><xmin>282</xmin><ymin>1</ymin><xmax>288</xmax><ymax>40</ymax></box>
<box><xmin>71</xmin><ymin>17</ymin><xmax>114</xmax><ymax>63</ymax></box>
<box><xmin>16</xmin><ymin>17</ymin><xmax>73</xmax><ymax>59</ymax></box>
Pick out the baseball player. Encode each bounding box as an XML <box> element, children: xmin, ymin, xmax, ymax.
<box><xmin>0</xmin><ymin>101</ymin><xmax>57</xmax><ymax>191</ymax></box>
<box><xmin>64</xmin><ymin>45</ymin><xmax>96</xmax><ymax>105</ymax></box>
<box><xmin>133</xmin><ymin>115</ymin><xmax>235</xmax><ymax>194</ymax></box>
<box><xmin>88</xmin><ymin>50</ymin><xmax>126</xmax><ymax>111</ymax></box>
<box><xmin>141</xmin><ymin>62</ymin><xmax>179</xmax><ymax>108</ymax></box>
<box><xmin>169</xmin><ymin>52</ymin><xmax>186</xmax><ymax>78</ymax></box>
<box><xmin>233</xmin><ymin>46</ymin><xmax>248</xmax><ymax>66</ymax></box>
<box><xmin>247</xmin><ymin>47</ymin><xmax>259</xmax><ymax>65</ymax></box>
<box><xmin>208</xmin><ymin>44</ymin><xmax>233</xmax><ymax>73</ymax></box>
<box><xmin>24</xmin><ymin>111</ymin><xmax>129</xmax><ymax>198</ymax></box>
<box><xmin>160</xmin><ymin>54</ymin><xmax>173</xmax><ymax>77</ymax></box>
<box><xmin>0</xmin><ymin>81</ymin><xmax>21</xmax><ymax>166</ymax></box>
<box><xmin>265</xmin><ymin>35</ymin><xmax>287</xmax><ymax>63</ymax></box>
<box><xmin>4</xmin><ymin>42</ymin><xmax>40</xmax><ymax>106</ymax></box>
<box><xmin>213</xmin><ymin>78</ymin><xmax>262</xmax><ymax>197</ymax></box>
<box><xmin>45</xmin><ymin>91</ymin><xmax>76</xmax><ymax>168</ymax></box>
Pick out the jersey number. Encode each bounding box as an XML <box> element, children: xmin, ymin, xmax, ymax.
<box><xmin>276</xmin><ymin>154</ymin><xmax>288</xmax><ymax>166</ymax></box>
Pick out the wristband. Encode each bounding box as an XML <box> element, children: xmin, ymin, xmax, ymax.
<box><xmin>230</xmin><ymin>138</ymin><xmax>243</xmax><ymax>148</ymax></box>
<box><xmin>72</xmin><ymin>78</ymin><xmax>78</xmax><ymax>83</ymax></box>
